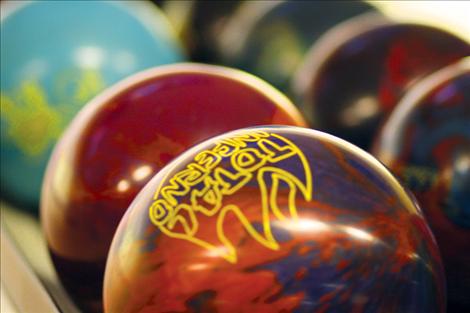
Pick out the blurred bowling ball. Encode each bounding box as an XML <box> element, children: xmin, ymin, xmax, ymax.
<box><xmin>372</xmin><ymin>58</ymin><xmax>470</xmax><ymax>312</ymax></box>
<box><xmin>218</xmin><ymin>0</ymin><xmax>375</xmax><ymax>91</ymax></box>
<box><xmin>294</xmin><ymin>13</ymin><xmax>470</xmax><ymax>150</ymax></box>
<box><xmin>162</xmin><ymin>0</ymin><xmax>241</xmax><ymax>62</ymax></box>
<box><xmin>0</xmin><ymin>0</ymin><xmax>183</xmax><ymax>210</ymax></box>
<box><xmin>104</xmin><ymin>126</ymin><xmax>445</xmax><ymax>313</ymax></box>
<box><xmin>41</xmin><ymin>63</ymin><xmax>305</xmax><ymax>312</ymax></box>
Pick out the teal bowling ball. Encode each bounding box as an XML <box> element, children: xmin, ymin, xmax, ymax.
<box><xmin>1</xmin><ymin>0</ymin><xmax>184</xmax><ymax>210</ymax></box>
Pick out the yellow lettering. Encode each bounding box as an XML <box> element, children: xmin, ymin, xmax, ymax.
<box><xmin>148</xmin><ymin>132</ymin><xmax>312</xmax><ymax>263</ymax></box>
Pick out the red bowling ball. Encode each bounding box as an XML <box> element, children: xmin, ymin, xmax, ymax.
<box><xmin>40</xmin><ymin>63</ymin><xmax>306</xmax><ymax>312</ymax></box>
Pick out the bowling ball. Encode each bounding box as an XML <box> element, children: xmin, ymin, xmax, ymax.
<box><xmin>104</xmin><ymin>126</ymin><xmax>445</xmax><ymax>313</ymax></box>
<box><xmin>163</xmin><ymin>0</ymin><xmax>241</xmax><ymax>62</ymax></box>
<box><xmin>372</xmin><ymin>58</ymin><xmax>470</xmax><ymax>312</ymax></box>
<box><xmin>294</xmin><ymin>13</ymin><xmax>470</xmax><ymax>150</ymax></box>
<box><xmin>41</xmin><ymin>63</ymin><xmax>305</xmax><ymax>312</ymax></box>
<box><xmin>0</xmin><ymin>0</ymin><xmax>183</xmax><ymax>210</ymax></box>
<box><xmin>217</xmin><ymin>0</ymin><xmax>375</xmax><ymax>91</ymax></box>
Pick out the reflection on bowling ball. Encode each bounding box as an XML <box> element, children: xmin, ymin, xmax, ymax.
<box><xmin>218</xmin><ymin>0</ymin><xmax>374</xmax><ymax>92</ymax></box>
<box><xmin>0</xmin><ymin>0</ymin><xmax>183</xmax><ymax>210</ymax></box>
<box><xmin>163</xmin><ymin>0</ymin><xmax>241</xmax><ymax>62</ymax></box>
<box><xmin>41</xmin><ymin>64</ymin><xmax>305</xmax><ymax>312</ymax></box>
<box><xmin>104</xmin><ymin>126</ymin><xmax>445</xmax><ymax>313</ymax></box>
<box><xmin>372</xmin><ymin>58</ymin><xmax>470</xmax><ymax>312</ymax></box>
<box><xmin>294</xmin><ymin>13</ymin><xmax>470</xmax><ymax>150</ymax></box>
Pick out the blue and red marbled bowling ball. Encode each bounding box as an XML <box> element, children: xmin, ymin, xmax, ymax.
<box><xmin>104</xmin><ymin>126</ymin><xmax>445</xmax><ymax>313</ymax></box>
<box><xmin>294</xmin><ymin>13</ymin><xmax>470</xmax><ymax>150</ymax></box>
<box><xmin>41</xmin><ymin>63</ymin><xmax>305</xmax><ymax>312</ymax></box>
<box><xmin>372</xmin><ymin>58</ymin><xmax>470</xmax><ymax>312</ymax></box>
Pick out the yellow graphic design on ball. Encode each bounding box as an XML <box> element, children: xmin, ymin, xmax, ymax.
<box><xmin>0</xmin><ymin>69</ymin><xmax>104</xmax><ymax>157</ymax></box>
<box><xmin>149</xmin><ymin>131</ymin><xmax>312</xmax><ymax>263</ymax></box>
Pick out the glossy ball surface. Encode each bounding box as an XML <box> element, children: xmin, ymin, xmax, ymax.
<box><xmin>41</xmin><ymin>64</ymin><xmax>305</xmax><ymax>312</ymax></box>
<box><xmin>294</xmin><ymin>13</ymin><xmax>470</xmax><ymax>150</ymax></box>
<box><xmin>218</xmin><ymin>1</ymin><xmax>374</xmax><ymax>91</ymax></box>
<box><xmin>104</xmin><ymin>126</ymin><xmax>444</xmax><ymax>313</ymax></box>
<box><xmin>0</xmin><ymin>0</ymin><xmax>183</xmax><ymax>209</ymax></box>
<box><xmin>372</xmin><ymin>59</ymin><xmax>470</xmax><ymax>311</ymax></box>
